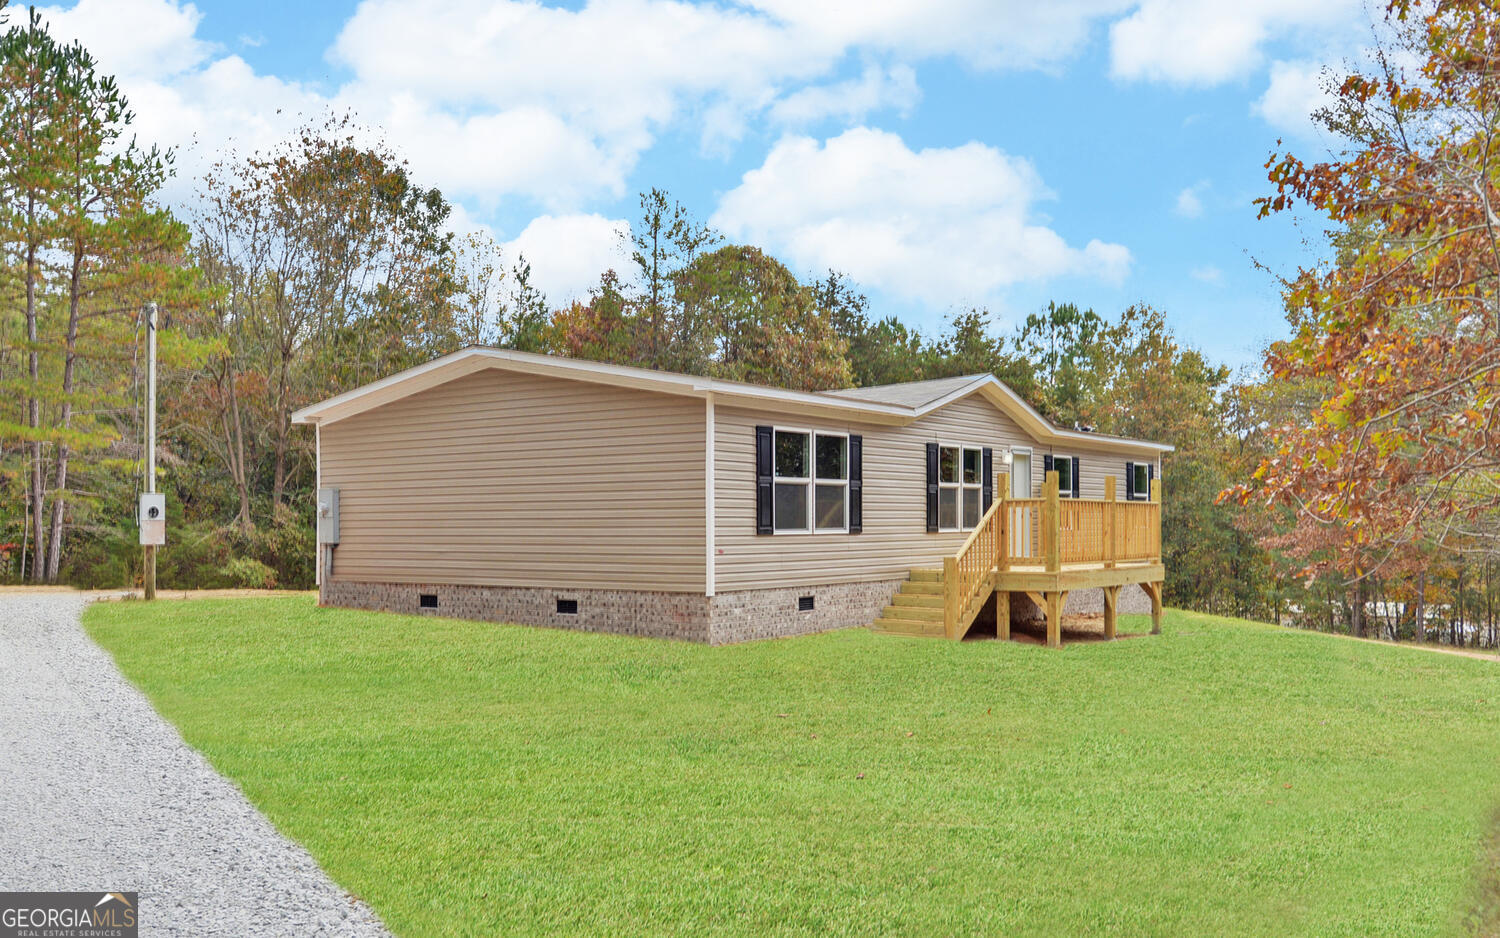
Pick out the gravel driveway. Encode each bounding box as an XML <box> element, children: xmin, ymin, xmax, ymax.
<box><xmin>0</xmin><ymin>592</ymin><xmax>393</xmax><ymax>937</ymax></box>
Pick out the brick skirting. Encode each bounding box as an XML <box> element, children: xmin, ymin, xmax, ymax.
<box><xmin>708</xmin><ymin>580</ymin><xmax>905</xmax><ymax>644</ymax></box>
<box><xmin>320</xmin><ymin>578</ymin><xmax>905</xmax><ymax>645</ymax></box>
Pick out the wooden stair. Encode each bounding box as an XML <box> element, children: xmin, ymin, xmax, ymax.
<box><xmin>871</xmin><ymin>569</ymin><xmax>948</xmax><ymax>638</ymax></box>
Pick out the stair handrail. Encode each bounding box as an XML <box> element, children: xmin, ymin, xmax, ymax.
<box><xmin>945</xmin><ymin>493</ymin><xmax>1006</xmax><ymax>638</ymax></box>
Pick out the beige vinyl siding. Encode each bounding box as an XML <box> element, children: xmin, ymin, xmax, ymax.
<box><xmin>714</xmin><ymin>394</ymin><xmax>1160</xmax><ymax>591</ymax></box>
<box><xmin>321</xmin><ymin>368</ymin><xmax>705</xmax><ymax>592</ymax></box>
<box><xmin>1033</xmin><ymin>445</ymin><xmax>1162</xmax><ymax>501</ymax></box>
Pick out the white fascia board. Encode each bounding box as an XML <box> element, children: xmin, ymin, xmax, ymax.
<box><xmin>291</xmin><ymin>346</ymin><xmax>1174</xmax><ymax>453</ymax></box>
<box><xmin>293</xmin><ymin>346</ymin><xmax>914</xmax><ymax>427</ymax></box>
<box><xmin>915</xmin><ymin>376</ymin><xmax>1175</xmax><ymax>455</ymax></box>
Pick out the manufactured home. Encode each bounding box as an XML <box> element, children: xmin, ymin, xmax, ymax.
<box><xmin>292</xmin><ymin>348</ymin><xmax>1171</xmax><ymax>646</ymax></box>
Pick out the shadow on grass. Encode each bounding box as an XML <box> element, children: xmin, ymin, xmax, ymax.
<box><xmin>1466</xmin><ymin>809</ymin><xmax>1500</xmax><ymax>937</ymax></box>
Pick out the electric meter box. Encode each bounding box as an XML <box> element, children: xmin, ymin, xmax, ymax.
<box><xmin>317</xmin><ymin>487</ymin><xmax>340</xmax><ymax>544</ymax></box>
<box><xmin>138</xmin><ymin>492</ymin><xmax>166</xmax><ymax>546</ymax></box>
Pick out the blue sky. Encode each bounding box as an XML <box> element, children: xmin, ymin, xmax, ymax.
<box><xmin>36</xmin><ymin>0</ymin><xmax>1372</xmax><ymax>370</ymax></box>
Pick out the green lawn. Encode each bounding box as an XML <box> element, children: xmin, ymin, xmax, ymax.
<box><xmin>84</xmin><ymin>597</ymin><xmax>1500</xmax><ymax>937</ymax></box>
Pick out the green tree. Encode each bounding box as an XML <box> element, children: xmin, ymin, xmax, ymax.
<box><xmin>1014</xmin><ymin>301</ymin><xmax>1106</xmax><ymax>426</ymax></box>
<box><xmin>817</xmin><ymin>271</ymin><xmax>932</xmax><ymax>387</ymax></box>
<box><xmin>674</xmin><ymin>244</ymin><xmax>851</xmax><ymax>391</ymax></box>
<box><xmin>0</xmin><ymin>9</ymin><xmax>69</xmax><ymax>580</ymax></box>
<box><xmin>186</xmin><ymin>115</ymin><xmax>460</xmax><ymax>511</ymax></box>
<box><xmin>41</xmin><ymin>38</ymin><xmax>198</xmax><ymax>580</ymax></box>
<box><xmin>629</xmin><ymin>188</ymin><xmax>718</xmax><ymax>367</ymax></box>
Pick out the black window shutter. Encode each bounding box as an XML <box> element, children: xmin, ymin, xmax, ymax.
<box><xmin>1148</xmin><ymin>462</ymin><xmax>1156</xmax><ymax>499</ymax></box>
<box><xmin>1071</xmin><ymin>456</ymin><xmax>1081</xmax><ymax>499</ymax></box>
<box><xmin>925</xmin><ymin>442</ymin><xmax>939</xmax><ymax>532</ymax></box>
<box><xmin>1125</xmin><ymin>461</ymin><xmax>1136</xmax><ymax>501</ymax></box>
<box><xmin>981</xmin><ymin>447</ymin><xmax>994</xmax><ymax>512</ymax></box>
<box><xmin>1043</xmin><ymin>453</ymin><xmax>1054</xmax><ymax>478</ymax></box>
<box><xmin>848</xmin><ymin>435</ymin><xmax>863</xmax><ymax>534</ymax></box>
<box><xmin>755</xmin><ymin>425</ymin><xmax>774</xmax><ymax>534</ymax></box>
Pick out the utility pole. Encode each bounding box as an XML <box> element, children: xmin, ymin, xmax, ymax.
<box><xmin>142</xmin><ymin>303</ymin><xmax>159</xmax><ymax>600</ymax></box>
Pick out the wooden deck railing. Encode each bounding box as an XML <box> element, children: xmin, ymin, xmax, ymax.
<box><xmin>941</xmin><ymin>469</ymin><xmax>1162</xmax><ymax>636</ymax></box>
<box><xmin>944</xmin><ymin>495</ymin><xmax>1005</xmax><ymax>638</ymax></box>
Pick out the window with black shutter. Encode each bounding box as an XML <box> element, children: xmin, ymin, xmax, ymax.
<box><xmin>758</xmin><ymin>426</ymin><xmax>853</xmax><ymax>534</ymax></box>
<box><xmin>755</xmin><ymin>425</ymin><xmax>774</xmax><ymax>534</ymax></box>
<box><xmin>848</xmin><ymin>435</ymin><xmax>863</xmax><ymax>533</ymax></box>
<box><xmin>925</xmin><ymin>442</ymin><xmax>939</xmax><ymax>532</ymax></box>
<box><xmin>1047</xmin><ymin>453</ymin><xmax>1074</xmax><ymax>496</ymax></box>
<box><xmin>932</xmin><ymin>442</ymin><xmax>985</xmax><ymax>530</ymax></box>
<box><xmin>981</xmin><ymin>448</ymin><xmax>994</xmax><ymax>512</ymax></box>
<box><xmin>1127</xmin><ymin>461</ymin><xmax>1152</xmax><ymax>500</ymax></box>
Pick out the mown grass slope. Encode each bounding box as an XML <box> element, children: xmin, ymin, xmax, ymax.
<box><xmin>85</xmin><ymin>597</ymin><xmax>1500</xmax><ymax>937</ymax></box>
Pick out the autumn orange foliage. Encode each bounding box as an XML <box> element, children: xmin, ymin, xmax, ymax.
<box><xmin>1227</xmin><ymin>0</ymin><xmax>1500</xmax><ymax>580</ymax></box>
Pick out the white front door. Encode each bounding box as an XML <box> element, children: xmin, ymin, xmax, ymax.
<box><xmin>1010</xmin><ymin>451</ymin><xmax>1031</xmax><ymax>498</ymax></box>
<box><xmin>1009</xmin><ymin>451</ymin><xmax>1033</xmax><ymax>559</ymax></box>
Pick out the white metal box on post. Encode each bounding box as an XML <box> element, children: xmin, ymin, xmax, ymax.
<box><xmin>138</xmin><ymin>492</ymin><xmax>165</xmax><ymax>546</ymax></box>
<box><xmin>317</xmin><ymin>487</ymin><xmax>340</xmax><ymax>544</ymax></box>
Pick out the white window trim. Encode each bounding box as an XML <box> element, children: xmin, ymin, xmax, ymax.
<box><xmin>813</xmin><ymin>429</ymin><xmax>850</xmax><ymax>534</ymax></box>
<box><xmin>1053</xmin><ymin>453</ymin><xmax>1076</xmax><ymax>498</ymax></box>
<box><xmin>937</xmin><ymin>441</ymin><xmax>984</xmax><ymax>533</ymax></box>
<box><xmin>771</xmin><ymin>426</ymin><xmax>850</xmax><ymax>535</ymax></box>
<box><xmin>1128</xmin><ymin>462</ymin><xmax>1151</xmax><ymax>500</ymax></box>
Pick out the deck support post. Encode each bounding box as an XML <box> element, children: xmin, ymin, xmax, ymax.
<box><xmin>1045</xmin><ymin>590</ymin><xmax>1066</xmax><ymax>649</ymax></box>
<box><xmin>943</xmin><ymin>556</ymin><xmax>959</xmax><ymax>641</ymax></box>
<box><xmin>1103</xmin><ymin>476</ymin><xmax>1116</xmax><ymax>569</ymax></box>
<box><xmin>1150</xmin><ymin>478</ymin><xmax>1162</xmax><ymax>564</ymax></box>
<box><xmin>1103</xmin><ymin>584</ymin><xmax>1120</xmax><ymax>640</ymax></box>
<box><xmin>1143</xmin><ymin>581</ymin><xmax>1163</xmax><ymax>634</ymax></box>
<box><xmin>996</xmin><ymin>471</ymin><xmax>1010</xmax><ymax>574</ymax></box>
<box><xmin>1043</xmin><ymin>470</ymin><xmax>1060</xmax><ymax>573</ymax></box>
<box><xmin>996</xmin><ymin>590</ymin><xmax>1010</xmax><ymax>640</ymax></box>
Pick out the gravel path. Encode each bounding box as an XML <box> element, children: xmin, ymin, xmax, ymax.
<box><xmin>0</xmin><ymin>592</ymin><xmax>394</xmax><ymax>937</ymax></box>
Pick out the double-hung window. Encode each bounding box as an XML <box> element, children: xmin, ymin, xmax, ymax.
<box><xmin>773</xmin><ymin>429</ymin><xmax>848</xmax><ymax>533</ymax></box>
<box><xmin>813</xmin><ymin>433</ymin><xmax>848</xmax><ymax>532</ymax></box>
<box><xmin>938</xmin><ymin>444</ymin><xmax>983</xmax><ymax>531</ymax></box>
<box><xmin>1054</xmin><ymin>454</ymin><xmax>1075</xmax><ymax>497</ymax></box>
<box><xmin>1126</xmin><ymin>461</ymin><xmax>1152</xmax><ymax>500</ymax></box>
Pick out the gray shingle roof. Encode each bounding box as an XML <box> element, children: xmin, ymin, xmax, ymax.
<box><xmin>819</xmin><ymin>374</ymin><xmax>990</xmax><ymax>409</ymax></box>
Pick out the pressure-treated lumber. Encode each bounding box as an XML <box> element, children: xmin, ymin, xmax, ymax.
<box><xmin>1103</xmin><ymin>584</ymin><xmax>1120</xmax><ymax>640</ymax></box>
<box><xmin>1045</xmin><ymin>591</ymin><xmax>1067</xmax><ymax>649</ymax></box>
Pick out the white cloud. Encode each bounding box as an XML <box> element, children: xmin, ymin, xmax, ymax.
<box><xmin>29</xmin><ymin>0</ymin><xmax>1370</xmax><ymax>320</ymax></box>
<box><xmin>1189</xmin><ymin>265</ymin><xmax>1222</xmax><ymax>284</ymax></box>
<box><xmin>369</xmin><ymin>99</ymin><xmax>630</xmax><ymax>210</ymax></box>
<box><xmin>1254</xmin><ymin>59</ymin><xmax>1335</xmax><ymax>137</ymax></box>
<box><xmin>502</xmin><ymin>213</ymin><xmax>629</xmax><ymax>305</ymax></box>
<box><xmin>1174</xmin><ymin>182</ymin><xmax>1208</xmax><ymax>218</ymax></box>
<box><xmin>1108</xmin><ymin>0</ymin><xmax>1357</xmax><ymax>85</ymax></box>
<box><xmin>742</xmin><ymin>0</ymin><xmax>1132</xmax><ymax>70</ymax></box>
<box><xmin>35</xmin><ymin>0</ymin><xmax>1372</xmax><ymax>218</ymax></box>
<box><xmin>712</xmin><ymin>127</ymin><xmax>1131</xmax><ymax>306</ymax></box>
<box><xmin>770</xmin><ymin>63</ymin><xmax>920</xmax><ymax>125</ymax></box>
<box><xmin>36</xmin><ymin>0</ymin><xmax>212</xmax><ymax>81</ymax></box>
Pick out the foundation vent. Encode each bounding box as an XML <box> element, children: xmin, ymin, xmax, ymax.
<box><xmin>419</xmin><ymin>593</ymin><xmax>438</xmax><ymax>609</ymax></box>
<box><xmin>556</xmin><ymin>598</ymin><xmax>579</xmax><ymax>615</ymax></box>
<box><xmin>798</xmin><ymin>595</ymin><xmax>815</xmax><ymax>612</ymax></box>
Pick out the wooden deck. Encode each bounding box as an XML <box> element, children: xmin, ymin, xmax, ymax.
<box><xmin>875</xmin><ymin>471</ymin><xmax>1163</xmax><ymax>647</ymax></box>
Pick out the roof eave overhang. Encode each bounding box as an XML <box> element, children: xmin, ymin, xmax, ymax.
<box><xmin>291</xmin><ymin>347</ymin><xmax>1175</xmax><ymax>454</ymax></box>
<box><xmin>291</xmin><ymin>347</ymin><xmax>917</xmax><ymax>427</ymax></box>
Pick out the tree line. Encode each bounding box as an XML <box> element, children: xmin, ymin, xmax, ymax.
<box><xmin>3</xmin><ymin>0</ymin><xmax>1494</xmax><ymax>647</ymax></box>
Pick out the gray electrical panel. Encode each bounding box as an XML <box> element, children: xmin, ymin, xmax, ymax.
<box><xmin>138</xmin><ymin>492</ymin><xmax>166</xmax><ymax>546</ymax></box>
<box><xmin>317</xmin><ymin>487</ymin><xmax>340</xmax><ymax>544</ymax></box>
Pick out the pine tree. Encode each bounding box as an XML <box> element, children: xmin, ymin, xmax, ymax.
<box><xmin>0</xmin><ymin>11</ymin><xmax>69</xmax><ymax>581</ymax></box>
